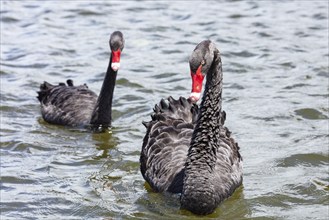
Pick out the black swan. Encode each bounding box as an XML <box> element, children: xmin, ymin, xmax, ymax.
<box><xmin>140</xmin><ymin>40</ymin><xmax>242</xmax><ymax>215</ymax></box>
<box><xmin>37</xmin><ymin>31</ymin><xmax>124</xmax><ymax>128</ymax></box>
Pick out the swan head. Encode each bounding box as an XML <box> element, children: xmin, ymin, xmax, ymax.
<box><xmin>109</xmin><ymin>31</ymin><xmax>125</xmax><ymax>71</ymax></box>
<box><xmin>188</xmin><ymin>40</ymin><xmax>216</xmax><ymax>102</ymax></box>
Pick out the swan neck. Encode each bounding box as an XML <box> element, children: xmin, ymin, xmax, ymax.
<box><xmin>199</xmin><ymin>49</ymin><xmax>223</xmax><ymax>126</ymax></box>
<box><xmin>181</xmin><ymin>50</ymin><xmax>224</xmax><ymax>214</ymax></box>
<box><xmin>203</xmin><ymin>51</ymin><xmax>223</xmax><ymax>111</ymax></box>
<box><xmin>90</xmin><ymin>55</ymin><xmax>117</xmax><ymax>127</ymax></box>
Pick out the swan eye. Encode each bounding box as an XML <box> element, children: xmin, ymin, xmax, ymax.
<box><xmin>201</xmin><ymin>60</ymin><xmax>205</xmax><ymax>66</ymax></box>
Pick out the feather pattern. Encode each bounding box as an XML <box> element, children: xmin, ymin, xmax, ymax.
<box><xmin>140</xmin><ymin>40</ymin><xmax>242</xmax><ymax>215</ymax></box>
<box><xmin>141</xmin><ymin>97</ymin><xmax>198</xmax><ymax>193</ymax></box>
<box><xmin>37</xmin><ymin>81</ymin><xmax>97</xmax><ymax>126</ymax></box>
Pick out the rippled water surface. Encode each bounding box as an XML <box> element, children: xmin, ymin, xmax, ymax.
<box><xmin>1</xmin><ymin>1</ymin><xmax>328</xmax><ymax>219</ymax></box>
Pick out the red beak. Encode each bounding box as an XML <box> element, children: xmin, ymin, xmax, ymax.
<box><xmin>190</xmin><ymin>65</ymin><xmax>204</xmax><ymax>102</ymax></box>
<box><xmin>111</xmin><ymin>49</ymin><xmax>121</xmax><ymax>71</ymax></box>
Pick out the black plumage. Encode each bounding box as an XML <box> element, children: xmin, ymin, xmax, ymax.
<box><xmin>140</xmin><ymin>40</ymin><xmax>242</xmax><ymax>215</ymax></box>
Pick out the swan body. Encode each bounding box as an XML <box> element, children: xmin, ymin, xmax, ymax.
<box><xmin>37</xmin><ymin>31</ymin><xmax>124</xmax><ymax>128</ymax></box>
<box><xmin>140</xmin><ymin>40</ymin><xmax>242</xmax><ymax>215</ymax></box>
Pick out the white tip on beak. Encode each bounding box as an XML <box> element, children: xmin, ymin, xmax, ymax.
<box><xmin>189</xmin><ymin>92</ymin><xmax>201</xmax><ymax>102</ymax></box>
<box><xmin>111</xmin><ymin>62</ymin><xmax>120</xmax><ymax>71</ymax></box>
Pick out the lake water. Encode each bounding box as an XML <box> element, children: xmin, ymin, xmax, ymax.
<box><xmin>1</xmin><ymin>1</ymin><xmax>328</xmax><ymax>219</ymax></box>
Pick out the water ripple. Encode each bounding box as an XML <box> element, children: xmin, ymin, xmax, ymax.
<box><xmin>1</xmin><ymin>1</ymin><xmax>328</xmax><ymax>219</ymax></box>
<box><xmin>295</xmin><ymin>108</ymin><xmax>328</xmax><ymax>120</ymax></box>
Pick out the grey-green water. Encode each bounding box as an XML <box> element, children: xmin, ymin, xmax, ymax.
<box><xmin>1</xmin><ymin>1</ymin><xmax>328</xmax><ymax>219</ymax></box>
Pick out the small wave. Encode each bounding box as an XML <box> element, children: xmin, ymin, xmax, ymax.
<box><xmin>294</xmin><ymin>108</ymin><xmax>328</xmax><ymax>120</ymax></box>
<box><xmin>277</xmin><ymin>153</ymin><xmax>328</xmax><ymax>167</ymax></box>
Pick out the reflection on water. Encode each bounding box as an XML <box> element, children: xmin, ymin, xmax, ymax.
<box><xmin>1</xmin><ymin>0</ymin><xmax>328</xmax><ymax>219</ymax></box>
<box><xmin>92</xmin><ymin>131</ymin><xmax>118</xmax><ymax>160</ymax></box>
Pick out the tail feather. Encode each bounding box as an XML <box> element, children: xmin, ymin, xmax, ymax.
<box><xmin>142</xmin><ymin>96</ymin><xmax>227</xmax><ymax>129</ymax></box>
<box><xmin>37</xmin><ymin>81</ymin><xmax>55</xmax><ymax>102</ymax></box>
<box><xmin>37</xmin><ymin>79</ymin><xmax>76</xmax><ymax>102</ymax></box>
<box><xmin>145</xmin><ymin>96</ymin><xmax>199</xmax><ymax>127</ymax></box>
<box><xmin>67</xmin><ymin>79</ymin><xmax>74</xmax><ymax>86</ymax></box>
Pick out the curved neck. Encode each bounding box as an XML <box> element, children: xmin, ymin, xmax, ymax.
<box><xmin>188</xmin><ymin>48</ymin><xmax>223</xmax><ymax>164</ymax></box>
<box><xmin>200</xmin><ymin>49</ymin><xmax>223</xmax><ymax>125</ymax></box>
<box><xmin>194</xmin><ymin>48</ymin><xmax>223</xmax><ymax>137</ymax></box>
<box><xmin>187</xmin><ymin>49</ymin><xmax>223</xmax><ymax>165</ymax></box>
<box><xmin>90</xmin><ymin>55</ymin><xmax>117</xmax><ymax>127</ymax></box>
<box><xmin>181</xmin><ymin>49</ymin><xmax>224</xmax><ymax>214</ymax></box>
